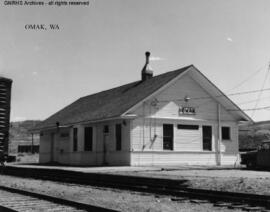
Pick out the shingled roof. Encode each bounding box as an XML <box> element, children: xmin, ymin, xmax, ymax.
<box><xmin>33</xmin><ymin>65</ymin><xmax>192</xmax><ymax>130</ymax></box>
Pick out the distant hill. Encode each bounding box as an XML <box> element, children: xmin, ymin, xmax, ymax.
<box><xmin>10</xmin><ymin>120</ymin><xmax>42</xmax><ymax>140</ymax></box>
<box><xmin>239</xmin><ymin>121</ymin><xmax>270</xmax><ymax>151</ymax></box>
<box><xmin>9</xmin><ymin>120</ymin><xmax>42</xmax><ymax>153</ymax></box>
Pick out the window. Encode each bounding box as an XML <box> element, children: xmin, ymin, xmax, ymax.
<box><xmin>163</xmin><ymin>124</ymin><xmax>174</xmax><ymax>150</ymax></box>
<box><xmin>177</xmin><ymin>124</ymin><xmax>199</xmax><ymax>130</ymax></box>
<box><xmin>60</xmin><ymin>132</ymin><xmax>69</xmax><ymax>138</ymax></box>
<box><xmin>202</xmin><ymin>126</ymin><xmax>212</xmax><ymax>151</ymax></box>
<box><xmin>222</xmin><ymin>127</ymin><xmax>230</xmax><ymax>140</ymax></box>
<box><xmin>115</xmin><ymin>124</ymin><xmax>122</xmax><ymax>151</ymax></box>
<box><xmin>103</xmin><ymin>125</ymin><xmax>109</xmax><ymax>133</ymax></box>
<box><xmin>84</xmin><ymin>127</ymin><xmax>93</xmax><ymax>151</ymax></box>
<box><xmin>73</xmin><ymin>128</ymin><xmax>78</xmax><ymax>151</ymax></box>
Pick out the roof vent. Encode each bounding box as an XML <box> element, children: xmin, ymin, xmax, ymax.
<box><xmin>141</xmin><ymin>51</ymin><xmax>153</xmax><ymax>81</ymax></box>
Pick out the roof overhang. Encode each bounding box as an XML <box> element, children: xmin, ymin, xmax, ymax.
<box><xmin>188</xmin><ymin>66</ymin><xmax>253</xmax><ymax>123</ymax></box>
<box><xmin>30</xmin><ymin>115</ymin><xmax>139</xmax><ymax>133</ymax></box>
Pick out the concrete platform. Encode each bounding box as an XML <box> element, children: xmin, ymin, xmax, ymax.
<box><xmin>8</xmin><ymin>163</ymin><xmax>162</xmax><ymax>173</ymax></box>
<box><xmin>7</xmin><ymin>162</ymin><xmax>237</xmax><ymax>172</ymax></box>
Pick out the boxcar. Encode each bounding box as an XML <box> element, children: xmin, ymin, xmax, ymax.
<box><xmin>0</xmin><ymin>77</ymin><xmax>12</xmax><ymax>156</ymax></box>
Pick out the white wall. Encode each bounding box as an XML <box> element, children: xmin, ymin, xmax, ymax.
<box><xmin>39</xmin><ymin>120</ymin><xmax>131</xmax><ymax>166</ymax></box>
<box><xmin>129</xmin><ymin>72</ymin><xmax>239</xmax><ymax>166</ymax></box>
<box><xmin>133</xmin><ymin>74</ymin><xmax>235</xmax><ymax>121</ymax></box>
<box><xmin>131</xmin><ymin>151</ymin><xmax>217</xmax><ymax>166</ymax></box>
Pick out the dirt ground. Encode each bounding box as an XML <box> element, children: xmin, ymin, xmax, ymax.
<box><xmin>91</xmin><ymin>168</ymin><xmax>266</xmax><ymax>197</ymax></box>
<box><xmin>0</xmin><ymin>175</ymin><xmax>245</xmax><ymax>212</ymax></box>
<box><xmin>8</xmin><ymin>164</ymin><xmax>270</xmax><ymax>196</ymax></box>
<box><xmin>15</xmin><ymin>153</ymin><xmax>39</xmax><ymax>163</ymax></box>
<box><xmin>112</xmin><ymin>168</ymin><xmax>270</xmax><ymax>195</ymax></box>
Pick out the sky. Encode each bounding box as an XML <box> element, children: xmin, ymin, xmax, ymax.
<box><xmin>0</xmin><ymin>0</ymin><xmax>270</xmax><ymax>122</ymax></box>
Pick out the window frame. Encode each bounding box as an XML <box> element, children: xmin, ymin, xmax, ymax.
<box><xmin>221</xmin><ymin>126</ymin><xmax>231</xmax><ymax>140</ymax></box>
<box><xmin>177</xmin><ymin>124</ymin><xmax>199</xmax><ymax>130</ymax></box>
<box><xmin>163</xmin><ymin>124</ymin><xmax>174</xmax><ymax>151</ymax></box>
<box><xmin>73</xmin><ymin>128</ymin><xmax>78</xmax><ymax>152</ymax></box>
<box><xmin>115</xmin><ymin>124</ymin><xmax>122</xmax><ymax>151</ymax></box>
<box><xmin>84</xmin><ymin>126</ymin><xmax>93</xmax><ymax>151</ymax></box>
<box><xmin>103</xmin><ymin>125</ymin><xmax>109</xmax><ymax>134</ymax></box>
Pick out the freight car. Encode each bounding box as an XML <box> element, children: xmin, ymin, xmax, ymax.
<box><xmin>0</xmin><ymin>77</ymin><xmax>12</xmax><ymax>165</ymax></box>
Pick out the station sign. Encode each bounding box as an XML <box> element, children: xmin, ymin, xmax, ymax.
<box><xmin>178</xmin><ymin>106</ymin><xmax>196</xmax><ymax>115</ymax></box>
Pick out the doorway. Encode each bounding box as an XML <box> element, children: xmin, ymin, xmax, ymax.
<box><xmin>50</xmin><ymin>133</ymin><xmax>55</xmax><ymax>162</ymax></box>
<box><xmin>103</xmin><ymin>125</ymin><xmax>109</xmax><ymax>165</ymax></box>
<box><xmin>202</xmin><ymin>126</ymin><xmax>212</xmax><ymax>151</ymax></box>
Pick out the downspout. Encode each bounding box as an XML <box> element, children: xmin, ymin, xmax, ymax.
<box><xmin>142</xmin><ymin>102</ymin><xmax>145</xmax><ymax>150</ymax></box>
<box><xmin>130</xmin><ymin>120</ymin><xmax>133</xmax><ymax>166</ymax></box>
<box><xmin>217</xmin><ymin>103</ymin><xmax>221</xmax><ymax>166</ymax></box>
<box><xmin>139</xmin><ymin>102</ymin><xmax>146</xmax><ymax>166</ymax></box>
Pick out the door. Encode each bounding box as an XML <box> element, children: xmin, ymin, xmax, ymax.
<box><xmin>163</xmin><ymin>124</ymin><xmax>174</xmax><ymax>150</ymax></box>
<box><xmin>103</xmin><ymin>125</ymin><xmax>109</xmax><ymax>165</ymax></box>
<box><xmin>202</xmin><ymin>126</ymin><xmax>212</xmax><ymax>151</ymax></box>
<box><xmin>103</xmin><ymin>134</ymin><xmax>109</xmax><ymax>165</ymax></box>
<box><xmin>50</xmin><ymin>133</ymin><xmax>55</xmax><ymax>162</ymax></box>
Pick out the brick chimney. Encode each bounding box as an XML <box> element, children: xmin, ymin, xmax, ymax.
<box><xmin>141</xmin><ymin>51</ymin><xmax>153</xmax><ymax>81</ymax></box>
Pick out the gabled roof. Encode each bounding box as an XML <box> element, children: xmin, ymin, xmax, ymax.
<box><xmin>33</xmin><ymin>65</ymin><xmax>192</xmax><ymax>130</ymax></box>
<box><xmin>34</xmin><ymin>64</ymin><xmax>253</xmax><ymax>131</ymax></box>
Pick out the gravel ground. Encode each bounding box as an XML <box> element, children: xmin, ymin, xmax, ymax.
<box><xmin>109</xmin><ymin>168</ymin><xmax>270</xmax><ymax>195</ymax></box>
<box><xmin>0</xmin><ymin>175</ymin><xmax>245</xmax><ymax>212</ymax></box>
<box><xmin>9</xmin><ymin>164</ymin><xmax>270</xmax><ymax>195</ymax></box>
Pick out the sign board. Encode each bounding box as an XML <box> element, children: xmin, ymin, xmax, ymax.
<box><xmin>178</xmin><ymin>106</ymin><xmax>196</xmax><ymax>115</ymax></box>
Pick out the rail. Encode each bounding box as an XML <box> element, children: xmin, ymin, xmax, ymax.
<box><xmin>1</xmin><ymin>166</ymin><xmax>270</xmax><ymax>211</ymax></box>
<box><xmin>0</xmin><ymin>185</ymin><xmax>119</xmax><ymax>212</ymax></box>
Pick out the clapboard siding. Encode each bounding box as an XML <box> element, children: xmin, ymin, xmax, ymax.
<box><xmin>220</xmin><ymin>153</ymin><xmax>239</xmax><ymax>165</ymax></box>
<box><xmin>131</xmin><ymin>152</ymin><xmax>217</xmax><ymax>166</ymax></box>
<box><xmin>129</xmin><ymin>72</ymin><xmax>239</xmax><ymax>166</ymax></box>
<box><xmin>131</xmin><ymin>118</ymin><xmax>163</xmax><ymax>151</ymax></box>
<box><xmin>130</xmin><ymin>120</ymin><xmax>238</xmax><ymax>165</ymax></box>
<box><xmin>131</xmin><ymin>152</ymin><xmax>239</xmax><ymax>166</ymax></box>
<box><xmin>133</xmin><ymin>73</ymin><xmax>235</xmax><ymax>121</ymax></box>
<box><xmin>57</xmin><ymin>151</ymin><xmax>130</xmax><ymax>166</ymax></box>
<box><xmin>220</xmin><ymin>122</ymin><xmax>238</xmax><ymax>154</ymax></box>
<box><xmin>131</xmin><ymin>118</ymin><xmax>218</xmax><ymax>152</ymax></box>
<box><xmin>39</xmin><ymin>120</ymin><xmax>131</xmax><ymax>165</ymax></box>
<box><xmin>174</xmin><ymin>126</ymin><xmax>202</xmax><ymax>151</ymax></box>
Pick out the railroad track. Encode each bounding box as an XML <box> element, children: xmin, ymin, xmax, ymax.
<box><xmin>0</xmin><ymin>185</ymin><xmax>118</xmax><ymax>212</ymax></box>
<box><xmin>2</xmin><ymin>166</ymin><xmax>270</xmax><ymax>211</ymax></box>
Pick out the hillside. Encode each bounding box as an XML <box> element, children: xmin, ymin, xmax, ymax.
<box><xmin>9</xmin><ymin>120</ymin><xmax>41</xmax><ymax>153</ymax></box>
<box><xmin>239</xmin><ymin>121</ymin><xmax>270</xmax><ymax>151</ymax></box>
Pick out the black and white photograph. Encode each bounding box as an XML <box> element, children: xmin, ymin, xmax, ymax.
<box><xmin>0</xmin><ymin>0</ymin><xmax>270</xmax><ymax>211</ymax></box>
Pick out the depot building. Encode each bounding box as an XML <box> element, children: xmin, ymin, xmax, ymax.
<box><xmin>33</xmin><ymin>52</ymin><xmax>252</xmax><ymax>166</ymax></box>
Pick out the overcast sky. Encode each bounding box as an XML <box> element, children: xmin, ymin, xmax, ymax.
<box><xmin>0</xmin><ymin>0</ymin><xmax>270</xmax><ymax>122</ymax></box>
